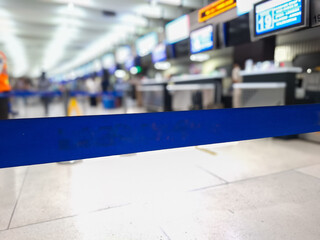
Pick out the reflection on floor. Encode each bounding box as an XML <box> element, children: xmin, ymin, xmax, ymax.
<box><xmin>2</xmin><ymin>101</ymin><xmax>320</xmax><ymax>239</ymax></box>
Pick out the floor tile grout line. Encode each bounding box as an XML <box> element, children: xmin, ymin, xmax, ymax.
<box><xmin>189</xmin><ymin>169</ymin><xmax>296</xmax><ymax>193</ymax></box>
<box><xmin>159</xmin><ymin>226</ymin><xmax>172</xmax><ymax>240</ymax></box>
<box><xmin>3</xmin><ymin>202</ymin><xmax>131</xmax><ymax>232</ymax></box>
<box><xmin>293</xmin><ymin>169</ymin><xmax>320</xmax><ymax>181</ymax></box>
<box><xmin>196</xmin><ymin>165</ymin><xmax>228</xmax><ymax>184</ymax></box>
<box><xmin>7</xmin><ymin>167</ymin><xmax>30</xmax><ymax>230</ymax></box>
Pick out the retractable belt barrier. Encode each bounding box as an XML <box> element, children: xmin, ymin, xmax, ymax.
<box><xmin>0</xmin><ymin>90</ymin><xmax>123</xmax><ymax>98</ymax></box>
<box><xmin>0</xmin><ymin>104</ymin><xmax>319</xmax><ymax>169</ymax></box>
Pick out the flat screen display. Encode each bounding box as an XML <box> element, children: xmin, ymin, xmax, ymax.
<box><xmin>254</xmin><ymin>0</ymin><xmax>305</xmax><ymax>37</ymax></box>
<box><xmin>165</xmin><ymin>15</ymin><xmax>190</xmax><ymax>44</ymax></box>
<box><xmin>237</xmin><ymin>0</ymin><xmax>261</xmax><ymax>16</ymax></box>
<box><xmin>125</xmin><ymin>57</ymin><xmax>135</xmax><ymax>70</ymax></box>
<box><xmin>116</xmin><ymin>46</ymin><xmax>131</xmax><ymax>64</ymax></box>
<box><xmin>136</xmin><ymin>32</ymin><xmax>158</xmax><ymax>57</ymax></box>
<box><xmin>223</xmin><ymin>13</ymin><xmax>251</xmax><ymax>47</ymax></box>
<box><xmin>152</xmin><ymin>43</ymin><xmax>167</xmax><ymax>63</ymax></box>
<box><xmin>190</xmin><ymin>25</ymin><xmax>214</xmax><ymax>54</ymax></box>
<box><xmin>102</xmin><ymin>54</ymin><xmax>116</xmax><ymax>74</ymax></box>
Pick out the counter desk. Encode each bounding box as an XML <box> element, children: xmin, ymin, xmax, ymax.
<box><xmin>240</xmin><ymin>67</ymin><xmax>302</xmax><ymax>105</ymax></box>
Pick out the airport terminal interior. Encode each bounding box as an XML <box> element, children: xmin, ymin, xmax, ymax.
<box><xmin>0</xmin><ymin>0</ymin><xmax>320</xmax><ymax>239</ymax></box>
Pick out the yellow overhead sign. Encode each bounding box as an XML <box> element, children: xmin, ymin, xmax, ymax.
<box><xmin>198</xmin><ymin>0</ymin><xmax>237</xmax><ymax>23</ymax></box>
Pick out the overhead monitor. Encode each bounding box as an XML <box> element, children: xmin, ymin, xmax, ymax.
<box><xmin>125</xmin><ymin>57</ymin><xmax>135</xmax><ymax>70</ymax></box>
<box><xmin>254</xmin><ymin>0</ymin><xmax>308</xmax><ymax>39</ymax></box>
<box><xmin>152</xmin><ymin>43</ymin><xmax>167</xmax><ymax>63</ymax></box>
<box><xmin>136</xmin><ymin>32</ymin><xmax>158</xmax><ymax>57</ymax></box>
<box><xmin>116</xmin><ymin>46</ymin><xmax>131</xmax><ymax>64</ymax></box>
<box><xmin>165</xmin><ymin>15</ymin><xmax>190</xmax><ymax>44</ymax></box>
<box><xmin>190</xmin><ymin>25</ymin><xmax>214</xmax><ymax>54</ymax></box>
<box><xmin>198</xmin><ymin>0</ymin><xmax>236</xmax><ymax>23</ymax></box>
<box><xmin>222</xmin><ymin>14</ymin><xmax>251</xmax><ymax>47</ymax></box>
<box><xmin>237</xmin><ymin>0</ymin><xmax>261</xmax><ymax>16</ymax></box>
<box><xmin>102</xmin><ymin>54</ymin><xmax>116</xmax><ymax>74</ymax></box>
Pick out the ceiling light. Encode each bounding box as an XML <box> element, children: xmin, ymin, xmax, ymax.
<box><xmin>68</xmin><ymin>2</ymin><xmax>75</xmax><ymax>11</ymax></box>
<box><xmin>307</xmin><ymin>68</ymin><xmax>312</xmax><ymax>74</ymax></box>
<box><xmin>156</xmin><ymin>0</ymin><xmax>181</xmax><ymax>6</ymax></box>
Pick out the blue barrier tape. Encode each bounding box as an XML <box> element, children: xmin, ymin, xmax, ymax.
<box><xmin>0</xmin><ymin>104</ymin><xmax>319</xmax><ymax>169</ymax></box>
<box><xmin>0</xmin><ymin>91</ymin><xmax>122</xmax><ymax>98</ymax></box>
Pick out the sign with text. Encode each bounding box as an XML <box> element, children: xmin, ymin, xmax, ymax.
<box><xmin>311</xmin><ymin>0</ymin><xmax>320</xmax><ymax>27</ymax></box>
<box><xmin>198</xmin><ymin>0</ymin><xmax>237</xmax><ymax>23</ymax></box>
<box><xmin>254</xmin><ymin>0</ymin><xmax>307</xmax><ymax>38</ymax></box>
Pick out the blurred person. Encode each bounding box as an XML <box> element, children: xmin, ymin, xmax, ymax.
<box><xmin>0</xmin><ymin>51</ymin><xmax>11</xmax><ymax>120</ymax></box>
<box><xmin>101</xmin><ymin>69</ymin><xmax>110</xmax><ymax>92</ymax></box>
<box><xmin>38</xmin><ymin>72</ymin><xmax>51</xmax><ymax>116</ymax></box>
<box><xmin>232</xmin><ymin>63</ymin><xmax>242</xmax><ymax>84</ymax></box>
<box><xmin>85</xmin><ymin>77</ymin><xmax>98</xmax><ymax>106</ymax></box>
<box><xmin>231</xmin><ymin>63</ymin><xmax>243</xmax><ymax>108</ymax></box>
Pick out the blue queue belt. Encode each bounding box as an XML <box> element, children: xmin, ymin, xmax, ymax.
<box><xmin>0</xmin><ymin>90</ymin><xmax>123</xmax><ymax>98</ymax></box>
<box><xmin>0</xmin><ymin>104</ymin><xmax>319</xmax><ymax>169</ymax></box>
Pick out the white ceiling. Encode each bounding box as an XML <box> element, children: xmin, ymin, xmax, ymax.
<box><xmin>0</xmin><ymin>0</ymin><xmax>204</xmax><ymax>78</ymax></box>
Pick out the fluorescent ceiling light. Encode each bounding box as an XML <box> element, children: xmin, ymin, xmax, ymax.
<box><xmin>156</xmin><ymin>0</ymin><xmax>181</xmax><ymax>6</ymax></box>
<box><xmin>134</xmin><ymin>4</ymin><xmax>162</xmax><ymax>18</ymax></box>
<box><xmin>120</xmin><ymin>14</ymin><xmax>148</xmax><ymax>27</ymax></box>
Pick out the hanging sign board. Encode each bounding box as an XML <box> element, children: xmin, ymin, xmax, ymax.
<box><xmin>198</xmin><ymin>0</ymin><xmax>237</xmax><ymax>23</ymax></box>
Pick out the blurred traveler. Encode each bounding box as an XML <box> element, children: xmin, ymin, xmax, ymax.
<box><xmin>85</xmin><ymin>77</ymin><xmax>98</xmax><ymax>106</ymax></box>
<box><xmin>232</xmin><ymin>63</ymin><xmax>242</xmax><ymax>84</ymax></box>
<box><xmin>232</xmin><ymin>63</ymin><xmax>243</xmax><ymax>108</ymax></box>
<box><xmin>101</xmin><ymin>69</ymin><xmax>110</xmax><ymax>92</ymax></box>
<box><xmin>38</xmin><ymin>72</ymin><xmax>51</xmax><ymax>116</ymax></box>
<box><xmin>0</xmin><ymin>51</ymin><xmax>11</xmax><ymax>120</ymax></box>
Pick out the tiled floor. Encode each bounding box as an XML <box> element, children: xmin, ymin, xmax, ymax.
<box><xmin>0</xmin><ymin>138</ymin><xmax>320</xmax><ymax>239</ymax></box>
<box><xmin>1</xmin><ymin>101</ymin><xmax>320</xmax><ymax>239</ymax></box>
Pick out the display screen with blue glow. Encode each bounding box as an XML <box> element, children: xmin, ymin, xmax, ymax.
<box><xmin>190</xmin><ymin>25</ymin><xmax>214</xmax><ymax>54</ymax></box>
<box><xmin>237</xmin><ymin>0</ymin><xmax>261</xmax><ymax>16</ymax></box>
<box><xmin>255</xmin><ymin>0</ymin><xmax>305</xmax><ymax>36</ymax></box>
<box><xmin>152</xmin><ymin>43</ymin><xmax>167</xmax><ymax>63</ymax></box>
<box><xmin>125</xmin><ymin>57</ymin><xmax>134</xmax><ymax>70</ymax></box>
<box><xmin>136</xmin><ymin>32</ymin><xmax>158</xmax><ymax>57</ymax></box>
<box><xmin>165</xmin><ymin>15</ymin><xmax>190</xmax><ymax>44</ymax></box>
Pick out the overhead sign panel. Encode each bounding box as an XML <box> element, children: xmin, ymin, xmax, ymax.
<box><xmin>254</xmin><ymin>0</ymin><xmax>308</xmax><ymax>38</ymax></box>
<box><xmin>198</xmin><ymin>0</ymin><xmax>237</xmax><ymax>23</ymax></box>
<box><xmin>136</xmin><ymin>32</ymin><xmax>158</xmax><ymax>57</ymax></box>
<box><xmin>165</xmin><ymin>15</ymin><xmax>190</xmax><ymax>44</ymax></box>
<box><xmin>237</xmin><ymin>0</ymin><xmax>261</xmax><ymax>16</ymax></box>
<box><xmin>311</xmin><ymin>0</ymin><xmax>320</xmax><ymax>27</ymax></box>
<box><xmin>190</xmin><ymin>25</ymin><xmax>214</xmax><ymax>54</ymax></box>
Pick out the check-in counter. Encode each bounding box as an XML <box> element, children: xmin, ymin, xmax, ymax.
<box><xmin>233</xmin><ymin>82</ymin><xmax>286</xmax><ymax>108</ymax></box>
<box><xmin>169</xmin><ymin>73</ymin><xmax>225</xmax><ymax>105</ymax></box>
<box><xmin>138</xmin><ymin>73</ymin><xmax>225</xmax><ymax>112</ymax></box>
<box><xmin>240</xmin><ymin>67</ymin><xmax>302</xmax><ymax>105</ymax></box>
<box><xmin>137</xmin><ymin>79</ymin><xmax>171</xmax><ymax>112</ymax></box>
<box><xmin>167</xmin><ymin>84</ymin><xmax>215</xmax><ymax>111</ymax></box>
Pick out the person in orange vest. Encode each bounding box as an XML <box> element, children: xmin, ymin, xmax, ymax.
<box><xmin>0</xmin><ymin>51</ymin><xmax>11</xmax><ymax>119</ymax></box>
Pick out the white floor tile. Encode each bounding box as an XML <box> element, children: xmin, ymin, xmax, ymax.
<box><xmin>157</xmin><ymin>171</ymin><xmax>320</xmax><ymax>240</ymax></box>
<box><xmin>0</xmin><ymin>205</ymin><xmax>167</xmax><ymax>240</ymax></box>
<box><xmin>296</xmin><ymin>164</ymin><xmax>320</xmax><ymax>179</ymax></box>
<box><xmin>0</xmin><ymin>167</ymin><xmax>27</xmax><ymax>230</ymax></box>
<box><xmin>9</xmin><ymin>148</ymin><xmax>224</xmax><ymax>228</ymax></box>
<box><xmin>196</xmin><ymin>138</ymin><xmax>320</xmax><ymax>182</ymax></box>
